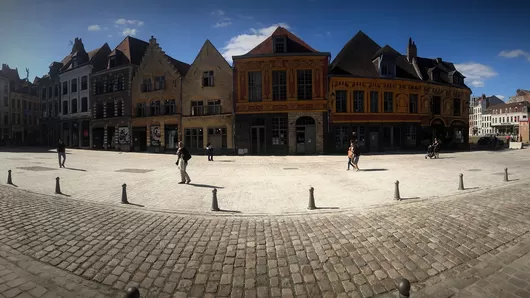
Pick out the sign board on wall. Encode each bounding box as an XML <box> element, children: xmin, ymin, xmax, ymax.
<box><xmin>150</xmin><ymin>126</ymin><xmax>161</xmax><ymax>146</ymax></box>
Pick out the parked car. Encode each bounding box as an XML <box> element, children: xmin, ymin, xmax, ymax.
<box><xmin>477</xmin><ymin>136</ymin><xmax>504</xmax><ymax>147</ymax></box>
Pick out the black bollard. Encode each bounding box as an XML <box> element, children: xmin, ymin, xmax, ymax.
<box><xmin>504</xmin><ymin>167</ymin><xmax>509</xmax><ymax>182</ymax></box>
<box><xmin>397</xmin><ymin>278</ymin><xmax>411</xmax><ymax>298</ymax></box>
<box><xmin>458</xmin><ymin>173</ymin><xmax>464</xmax><ymax>190</ymax></box>
<box><xmin>124</xmin><ymin>287</ymin><xmax>140</xmax><ymax>298</ymax></box>
<box><xmin>211</xmin><ymin>188</ymin><xmax>220</xmax><ymax>211</ymax></box>
<box><xmin>308</xmin><ymin>187</ymin><xmax>316</xmax><ymax>210</ymax></box>
<box><xmin>121</xmin><ymin>183</ymin><xmax>129</xmax><ymax>204</ymax></box>
<box><xmin>55</xmin><ymin>177</ymin><xmax>62</xmax><ymax>194</ymax></box>
<box><xmin>394</xmin><ymin>180</ymin><xmax>401</xmax><ymax>200</ymax></box>
<box><xmin>7</xmin><ymin>170</ymin><xmax>12</xmax><ymax>185</ymax></box>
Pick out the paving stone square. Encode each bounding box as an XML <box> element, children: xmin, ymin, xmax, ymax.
<box><xmin>0</xmin><ymin>149</ymin><xmax>529</xmax><ymax>214</ymax></box>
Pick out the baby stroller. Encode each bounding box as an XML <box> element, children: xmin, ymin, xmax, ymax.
<box><xmin>425</xmin><ymin>144</ymin><xmax>440</xmax><ymax>159</ymax></box>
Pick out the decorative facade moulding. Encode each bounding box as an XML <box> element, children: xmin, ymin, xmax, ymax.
<box><xmin>236</xmin><ymin>58</ymin><xmax>325</xmax><ymax>72</ymax></box>
<box><xmin>236</xmin><ymin>100</ymin><xmax>327</xmax><ymax>113</ymax></box>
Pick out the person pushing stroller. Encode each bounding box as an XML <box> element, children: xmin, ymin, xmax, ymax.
<box><xmin>425</xmin><ymin>138</ymin><xmax>440</xmax><ymax>159</ymax></box>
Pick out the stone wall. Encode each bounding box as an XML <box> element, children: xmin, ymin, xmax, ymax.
<box><xmin>287</xmin><ymin>112</ymin><xmax>324</xmax><ymax>154</ymax></box>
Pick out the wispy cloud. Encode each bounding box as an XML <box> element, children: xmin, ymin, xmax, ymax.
<box><xmin>221</xmin><ymin>23</ymin><xmax>289</xmax><ymax>63</ymax></box>
<box><xmin>122</xmin><ymin>28</ymin><xmax>137</xmax><ymax>36</ymax></box>
<box><xmin>211</xmin><ymin>10</ymin><xmax>225</xmax><ymax>16</ymax></box>
<box><xmin>213</xmin><ymin>21</ymin><xmax>232</xmax><ymax>28</ymax></box>
<box><xmin>115</xmin><ymin>18</ymin><xmax>144</xmax><ymax>26</ymax></box>
<box><xmin>499</xmin><ymin>49</ymin><xmax>530</xmax><ymax>61</ymax></box>
<box><xmin>454</xmin><ymin>62</ymin><xmax>498</xmax><ymax>88</ymax></box>
<box><xmin>87</xmin><ymin>25</ymin><xmax>101</xmax><ymax>31</ymax></box>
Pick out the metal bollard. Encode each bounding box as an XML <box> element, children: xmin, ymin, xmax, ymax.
<box><xmin>308</xmin><ymin>187</ymin><xmax>316</xmax><ymax>210</ymax></box>
<box><xmin>394</xmin><ymin>180</ymin><xmax>401</xmax><ymax>200</ymax></box>
<box><xmin>7</xmin><ymin>170</ymin><xmax>12</xmax><ymax>185</ymax></box>
<box><xmin>55</xmin><ymin>177</ymin><xmax>62</xmax><ymax>194</ymax></box>
<box><xmin>458</xmin><ymin>173</ymin><xmax>464</xmax><ymax>190</ymax></box>
<box><xmin>504</xmin><ymin>167</ymin><xmax>509</xmax><ymax>182</ymax></box>
<box><xmin>211</xmin><ymin>188</ymin><xmax>220</xmax><ymax>211</ymax></box>
<box><xmin>124</xmin><ymin>287</ymin><xmax>140</xmax><ymax>298</ymax></box>
<box><xmin>397</xmin><ymin>278</ymin><xmax>411</xmax><ymax>298</ymax></box>
<box><xmin>121</xmin><ymin>183</ymin><xmax>129</xmax><ymax>204</ymax></box>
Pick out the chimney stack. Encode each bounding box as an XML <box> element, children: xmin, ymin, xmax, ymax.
<box><xmin>406</xmin><ymin>38</ymin><xmax>417</xmax><ymax>62</ymax></box>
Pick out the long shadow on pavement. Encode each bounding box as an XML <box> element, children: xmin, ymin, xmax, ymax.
<box><xmin>64</xmin><ymin>167</ymin><xmax>87</xmax><ymax>172</ymax></box>
<box><xmin>360</xmin><ymin>168</ymin><xmax>388</xmax><ymax>172</ymax></box>
<box><xmin>190</xmin><ymin>183</ymin><xmax>224</xmax><ymax>189</ymax></box>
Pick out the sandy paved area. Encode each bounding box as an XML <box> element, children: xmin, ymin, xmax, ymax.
<box><xmin>0</xmin><ymin>149</ymin><xmax>529</xmax><ymax>214</ymax></box>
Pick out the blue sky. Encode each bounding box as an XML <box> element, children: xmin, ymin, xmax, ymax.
<box><xmin>1</xmin><ymin>0</ymin><xmax>529</xmax><ymax>100</ymax></box>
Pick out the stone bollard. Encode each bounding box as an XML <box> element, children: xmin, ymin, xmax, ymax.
<box><xmin>394</xmin><ymin>180</ymin><xmax>401</xmax><ymax>200</ymax></box>
<box><xmin>121</xmin><ymin>183</ymin><xmax>129</xmax><ymax>204</ymax></box>
<box><xmin>308</xmin><ymin>187</ymin><xmax>316</xmax><ymax>210</ymax></box>
<box><xmin>55</xmin><ymin>177</ymin><xmax>62</xmax><ymax>194</ymax></box>
<box><xmin>7</xmin><ymin>170</ymin><xmax>12</xmax><ymax>185</ymax></box>
<box><xmin>504</xmin><ymin>167</ymin><xmax>509</xmax><ymax>182</ymax></box>
<box><xmin>397</xmin><ymin>278</ymin><xmax>411</xmax><ymax>298</ymax></box>
<box><xmin>458</xmin><ymin>173</ymin><xmax>464</xmax><ymax>190</ymax></box>
<box><xmin>124</xmin><ymin>287</ymin><xmax>140</xmax><ymax>298</ymax></box>
<box><xmin>211</xmin><ymin>188</ymin><xmax>220</xmax><ymax>211</ymax></box>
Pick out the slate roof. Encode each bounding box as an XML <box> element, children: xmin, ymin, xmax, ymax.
<box><xmin>487</xmin><ymin>101</ymin><xmax>530</xmax><ymax>112</ymax></box>
<box><xmin>329</xmin><ymin>31</ymin><xmax>469</xmax><ymax>89</ymax></box>
<box><xmin>110</xmin><ymin>36</ymin><xmax>149</xmax><ymax>66</ymax></box>
<box><xmin>0</xmin><ymin>64</ymin><xmax>21</xmax><ymax>82</ymax></box>
<box><xmin>234</xmin><ymin>26</ymin><xmax>326</xmax><ymax>58</ymax></box>
<box><xmin>60</xmin><ymin>43</ymin><xmax>110</xmax><ymax>72</ymax></box>
<box><xmin>166</xmin><ymin>55</ymin><xmax>191</xmax><ymax>76</ymax></box>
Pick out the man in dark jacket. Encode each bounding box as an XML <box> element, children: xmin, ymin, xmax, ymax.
<box><xmin>57</xmin><ymin>139</ymin><xmax>66</xmax><ymax>168</ymax></box>
<box><xmin>176</xmin><ymin>141</ymin><xmax>191</xmax><ymax>184</ymax></box>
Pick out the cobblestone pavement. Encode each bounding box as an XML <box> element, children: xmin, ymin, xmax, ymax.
<box><xmin>1</xmin><ymin>177</ymin><xmax>530</xmax><ymax>297</ymax></box>
<box><xmin>1</xmin><ymin>149</ymin><xmax>530</xmax><ymax>214</ymax></box>
<box><xmin>0</xmin><ymin>244</ymin><xmax>121</xmax><ymax>298</ymax></box>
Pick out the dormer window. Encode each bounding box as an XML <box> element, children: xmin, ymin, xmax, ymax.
<box><xmin>432</xmin><ymin>70</ymin><xmax>440</xmax><ymax>81</ymax></box>
<box><xmin>273</xmin><ymin>37</ymin><xmax>286</xmax><ymax>53</ymax></box>
<box><xmin>109</xmin><ymin>56</ymin><xmax>117</xmax><ymax>68</ymax></box>
<box><xmin>71</xmin><ymin>57</ymin><xmax>77</xmax><ymax>68</ymax></box>
<box><xmin>379</xmin><ymin>62</ymin><xmax>395</xmax><ymax>76</ymax></box>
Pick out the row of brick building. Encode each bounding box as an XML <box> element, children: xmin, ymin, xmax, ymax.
<box><xmin>36</xmin><ymin>27</ymin><xmax>471</xmax><ymax>155</ymax></box>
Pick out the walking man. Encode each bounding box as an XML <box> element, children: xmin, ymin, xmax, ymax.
<box><xmin>352</xmin><ymin>140</ymin><xmax>361</xmax><ymax>171</ymax></box>
<box><xmin>206</xmin><ymin>142</ymin><xmax>214</xmax><ymax>161</ymax></box>
<box><xmin>57</xmin><ymin>139</ymin><xmax>66</xmax><ymax>168</ymax></box>
<box><xmin>176</xmin><ymin>141</ymin><xmax>192</xmax><ymax>184</ymax></box>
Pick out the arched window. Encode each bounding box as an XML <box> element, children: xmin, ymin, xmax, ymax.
<box><xmin>295</xmin><ymin>116</ymin><xmax>316</xmax><ymax>126</ymax></box>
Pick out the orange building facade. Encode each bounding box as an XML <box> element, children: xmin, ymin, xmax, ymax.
<box><xmin>328</xmin><ymin>32</ymin><xmax>471</xmax><ymax>153</ymax></box>
<box><xmin>232</xmin><ymin>27</ymin><xmax>330</xmax><ymax>155</ymax></box>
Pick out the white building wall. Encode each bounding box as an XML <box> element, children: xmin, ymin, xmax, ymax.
<box><xmin>59</xmin><ymin>65</ymin><xmax>92</xmax><ymax>120</ymax></box>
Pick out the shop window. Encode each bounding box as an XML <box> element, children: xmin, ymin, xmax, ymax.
<box><xmin>207</xmin><ymin>127</ymin><xmax>227</xmax><ymax>148</ymax></box>
<box><xmin>272</xmin><ymin>117</ymin><xmax>287</xmax><ymax>145</ymax></box>
<box><xmin>335</xmin><ymin>126</ymin><xmax>349</xmax><ymax>150</ymax></box>
<box><xmin>185</xmin><ymin>128</ymin><xmax>203</xmax><ymax>148</ymax></box>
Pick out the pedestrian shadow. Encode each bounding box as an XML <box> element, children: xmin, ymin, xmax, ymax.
<box><xmin>462</xmin><ymin>187</ymin><xmax>479</xmax><ymax>190</ymax></box>
<box><xmin>215</xmin><ymin>209</ymin><xmax>241</xmax><ymax>213</ymax></box>
<box><xmin>8</xmin><ymin>183</ymin><xmax>18</xmax><ymax>188</ymax></box>
<box><xmin>360</xmin><ymin>169</ymin><xmax>388</xmax><ymax>172</ymax></box>
<box><xmin>437</xmin><ymin>157</ymin><xmax>455</xmax><ymax>159</ymax></box>
<box><xmin>56</xmin><ymin>193</ymin><xmax>71</xmax><ymax>197</ymax></box>
<box><xmin>125</xmin><ymin>202</ymin><xmax>144</xmax><ymax>207</ymax></box>
<box><xmin>399</xmin><ymin>197</ymin><xmax>421</xmax><ymax>201</ymax></box>
<box><xmin>64</xmin><ymin>167</ymin><xmax>87</xmax><ymax>172</ymax></box>
<box><xmin>190</xmin><ymin>183</ymin><xmax>224</xmax><ymax>189</ymax></box>
<box><xmin>315</xmin><ymin>206</ymin><xmax>340</xmax><ymax>210</ymax></box>
<box><xmin>507</xmin><ymin>178</ymin><xmax>520</xmax><ymax>182</ymax></box>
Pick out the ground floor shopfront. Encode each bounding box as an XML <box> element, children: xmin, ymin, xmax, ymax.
<box><xmin>39</xmin><ymin>119</ymin><xmax>61</xmax><ymax>147</ymax></box>
<box><xmin>60</xmin><ymin>119</ymin><xmax>91</xmax><ymax>148</ymax></box>
<box><xmin>182</xmin><ymin>114</ymin><xmax>234</xmax><ymax>154</ymax></box>
<box><xmin>235</xmin><ymin>112</ymin><xmax>327</xmax><ymax>155</ymax></box>
<box><xmin>91</xmin><ymin>117</ymin><xmax>132</xmax><ymax>151</ymax></box>
<box><xmin>131</xmin><ymin>116</ymin><xmax>179</xmax><ymax>153</ymax></box>
<box><xmin>331</xmin><ymin>118</ymin><xmax>469</xmax><ymax>153</ymax></box>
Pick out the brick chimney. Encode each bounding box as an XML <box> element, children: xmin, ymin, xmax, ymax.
<box><xmin>406</xmin><ymin>38</ymin><xmax>417</xmax><ymax>62</ymax></box>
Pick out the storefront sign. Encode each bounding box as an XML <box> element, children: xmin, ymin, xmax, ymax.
<box><xmin>118</xmin><ymin>127</ymin><xmax>130</xmax><ymax>145</ymax></box>
<box><xmin>150</xmin><ymin>126</ymin><xmax>161</xmax><ymax>146</ymax></box>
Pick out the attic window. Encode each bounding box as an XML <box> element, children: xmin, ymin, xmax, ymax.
<box><xmin>432</xmin><ymin>71</ymin><xmax>440</xmax><ymax>81</ymax></box>
<box><xmin>273</xmin><ymin>37</ymin><xmax>286</xmax><ymax>53</ymax></box>
<box><xmin>380</xmin><ymin>63</ymin><xmax>395</xmax><ymax>76</ymax></box>
<box><xmin>71</xmin><ymin>57</ymin><xmax>77</xmax><ymax>68</ymax></box>
<box><xmin>453</xmin><ymin>74</ymin><xmax>462</xmax><ymax>85</ymax></box>
<box><xmin>109</xmin><ymin>56</ymin><xmax>117</xmax><ymax>68</ymax></box>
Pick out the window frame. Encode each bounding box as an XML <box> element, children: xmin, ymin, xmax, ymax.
<box><xmin>383</xmin><ymin>92</ymin><xmax>393</xmax><ymax>113</ymax></box>
<box><xmin>296</xmin><ymin>70</ymin><xmax>312</xmax><ymax>100</ymax></box>
<box><xmin>272</xmin><ymin>70</ymin><xmax>287</xmax><ymax>101</ymax></box>
<box><xmin>335</xmin><ymin>90</ymin><xmax>347</xmax><ymax>113</ymax></box>
<box><xmin>272</xmin><ymin>117</ymin><xmax>287</xmax><ymax>145</ymax></box>
<box><xmin>202</xmin><ymin>71</ymin><xmax>214</xmax><ymax>87</ymax></box>
<box><xmin>248</xmin><ymin>71</ymin><xmax>263</xmax><ymax>102</ymax></box>
<box><xmin>353</xmin><ymin>90</ymin><xmax>365</xmax><ymax>113</ymax></box>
